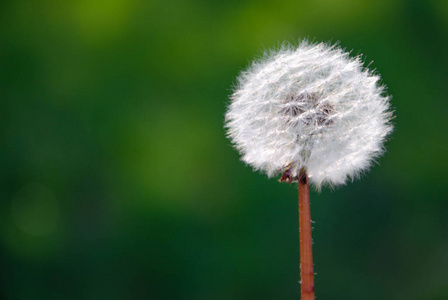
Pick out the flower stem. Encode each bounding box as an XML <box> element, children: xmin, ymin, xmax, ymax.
<box><xmin>298</xmin><ymin>170</ymin><xmax>315</xmax><ymax>300</ymax></box>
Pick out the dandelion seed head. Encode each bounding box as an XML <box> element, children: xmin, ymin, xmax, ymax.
<box><xmin>225</xmin><ymin>41</ymin><xmax>393</xmax><ymax>189</ymax></box>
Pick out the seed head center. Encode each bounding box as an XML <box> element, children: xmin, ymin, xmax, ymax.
<box><xmin>281</xmin><ymin>92</ymin><xmax>334</xmax><ymax>127</ymax></box>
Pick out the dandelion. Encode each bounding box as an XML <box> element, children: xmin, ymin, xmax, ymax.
<box><xmin>225</xmin><ymin>41</ymin><xmax>393</xmax><ymax>300</ymax></box>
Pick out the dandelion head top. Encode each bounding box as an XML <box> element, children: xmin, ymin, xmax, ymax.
<box><xmin>225</xmin><ymin>41</ymin><xmax>393</xmax><ymax>188</ymax></box>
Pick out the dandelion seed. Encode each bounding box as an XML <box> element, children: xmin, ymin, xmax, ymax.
<box><xmin>224</xmin><ymin>40</ymin><xmax>394</xmax><ymax>300</ymax></box>
<box><xmin>225</xmin><ymin>41</ymin><xmax>393</xmax><ymax>189</ymax></box>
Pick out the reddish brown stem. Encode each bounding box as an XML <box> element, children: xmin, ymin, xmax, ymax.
<box><xmin>298</xmin><ymin>170</ymin><xmax>315</xmax><ymax>300</ymax></box>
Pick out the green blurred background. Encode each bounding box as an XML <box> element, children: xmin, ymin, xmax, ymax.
<box><xmin>1</xmin><ymin>0</ymin><xmax>447</xmax><ymax>299</ymax></box>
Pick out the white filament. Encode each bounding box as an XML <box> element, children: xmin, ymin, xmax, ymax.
<box><xmin>225</xmin><ymin>41</ymin><xmax>393</xmax><ymax>189</ymax></box>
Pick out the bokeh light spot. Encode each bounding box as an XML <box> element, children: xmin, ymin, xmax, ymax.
<box><xmin>73</xmin><ymin>0</ymin><xmax>135</xmax><ymax>44</ymax></box>
<box><xmin>11</xmin><ymin>184</ymin><xmax>59</xmax><ymax>236</ymax></box>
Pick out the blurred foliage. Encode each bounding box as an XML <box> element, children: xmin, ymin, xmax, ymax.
<box><xmin>1</xmin><ymin>0</ymin><xmax>448</xmax><ymax>299</ymax></box>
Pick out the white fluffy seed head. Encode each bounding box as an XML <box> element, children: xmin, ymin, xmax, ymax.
<box><xmin>225</xmin><ymin>41</ymin><xmax>393</xmax><ymax>189</ymax></box>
